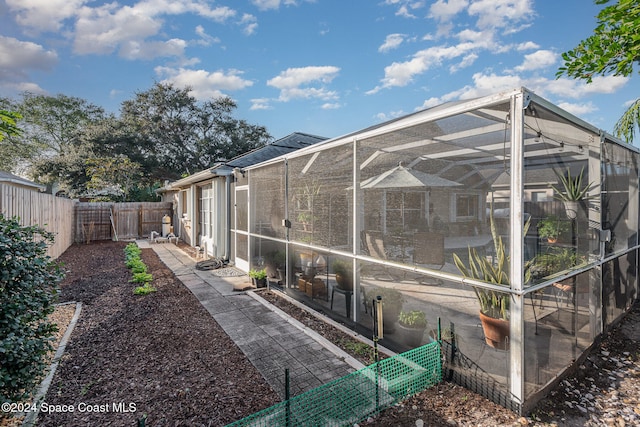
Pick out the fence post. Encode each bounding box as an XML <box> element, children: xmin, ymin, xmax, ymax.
<box><xmin>285</xmin><ymin>368</ymin><xmax>290</xmax><ymax>427</ymax></box>
<box><xmin>139</xmin><ymin>205</ymin><xmax>143</xmax><ymax>238</ymax></box>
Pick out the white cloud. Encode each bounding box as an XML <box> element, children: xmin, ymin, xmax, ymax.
<box><xmin>368</xmin><ymin>42</ymin><xmax>478</xmax><ymax>93</ymax></box>
<box><xmin>384</xmin><ymin>0</ymin><xmax>426</xmax><ymax>19</ymax></box>
<box><xmin>250</xmin><ymin>98</ymin><xmax>272</xmax><ymax>110</ymax></box>
<box><xmin>321</xmin><ymin>103</ymin><xmax>341</xmax><ymax>110</ymax></box>
<box><xmin>379</xmin><ymin>34</ymin><xmax>405</xmax><ymax>53</ymax></box>
<box><xmin>252</xmin><ymin>0</ymin><xmax>282</xmax><ymax>10</ymax></box>
<box><xmin>557</xmin><ymin>101</ymin><xmax>597</xmax><ymax>117</ymax></box>
<box><xmin>449</xmin><ymin>53</ymin><xmax>478</xmax><ymax>73</ymax></box>
<box><xmin>416</xmin><ymin>97</ymin><xmax>443</xmax><ymax>110</ymax></box>
<box><xmin>0</xmin><ymin>36</ymin><xmax>58</xmax><ymax>77</ymax></box>
<box><xmin>396</xmin><ymin>5</ymin><xmax>417</xmax><ymax>18</ymax></box>
<box><xmin>413</xmin><ymin>73</ymin><xmax>630</xmax><ymax>119</ymax></box>
<box><xmin>453</xmin><ymin>72</ymin><xmax>524</xmax><ymax>100</ymax></box>
<box><xmin>429</xmin><ymin>0</ymin><xmax>468</xmax><ymax>22</ymax></box>
<box><xmin>512</xmin><ymin>49</ymin><xmax>557</xmax><ymax>72</ymax></box>
<box><xmin>268</xmin><ymin>66</ymin><xmax>340</xmax><ymax>101</ymax></box>
<box><xmin>155</xmin><ymin>67</ymin><xmax>254</xmax><ymax>99</ymax></box>
<box><xmin>468</xmin><ymin>0</ymin><xmax>533</xmax><ymax>30</ymax></box>
<box><xmin>9</xmin><ymin>0</ymin><xmax>236</xmax><ymax>60</ymax></box>
<box><xmin>0</xmin><ymin>81</ymin><xmax>47</xmax><ymax>96</ymax></box>
<box><xmin>375</xmin><ymin>109</ymin><xmax>407</xmax><ymax>122</ymax></box>
<box><xmin>73</xmin><ymin>3</ymin><xmax>165</xmax><ymax>56</ymax></box>
<box><xmin>516</xmin><ymin>41</ymin><xmax>539</xmax><ymax>51</ymax></box>
<box><xmin>5</xmin><ymin>0</ymin><xmax>87</xmax><ymax>32</ymax></box>
<box><xmin>195</xmin><ymin>25</ymin><xmax>220</xmax><ymax>46</ymax></box>
<box><xmin>544</xmin><ymin>75</ymin><xmax>628</xmax><ymax>99</ymax></box>
<box><xmin>251</xmin><ymin>0</ymin><xmax>309</xmax><ymax>11</ymax></box>
<box><xmin>239</xmin><ymin>14</ymin><xmax>258</xmax><ymax>36</ymax></box>
<box><xmin>121</xmin><ymin>39</ymin><xmax>188</xmax><ymax>60</ymax></box>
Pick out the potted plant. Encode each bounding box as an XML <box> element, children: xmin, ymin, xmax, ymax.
<box><xmin>397</xmin><ymin>310</ymin><xmax>428</xmax><ymax>347</ymax></box>
<box><xmin>249</xmin><ymin>268</ymin><xmax>267</xmax><ymax>288</ymax></box>
<box><xmin>552</xmin><ymin>167</ymin><xmax>596</xmax><ymax>219</ymax></box>
<box><xmin>537</xmin><ymin>215</ymin><xmax>569</xmax><ymax>243</ymax></box>
<box><xmin>332</xmin><ymin>259</ymin><xmax>353</xmax><ymax>291</ymax></box>
<box><xmin>453</xmin><ymin>211</ymin><xmax>532</xmax><ymax>350</ymax></box>
<box><xmin>368</xmin><ymin>287</ymin><xmax>404</xmax><ymax>334</ymax></box>
<box><xmin>297</xmin><ymin>212</ymin><xmax>312</xmax><ymax>231</ymax></box>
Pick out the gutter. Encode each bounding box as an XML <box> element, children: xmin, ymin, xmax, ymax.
<box><xmin>0</xmin><ymin>179</ymin><xmax>46</xmax><ymax>192</ymax></box>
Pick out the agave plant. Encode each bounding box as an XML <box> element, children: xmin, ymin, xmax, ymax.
<box><xmin>453</xmin><ymin>211</ymin><xmax>532</xmax><ymax>320</ymax></box>
<box><xmin>552</xmin><ymin>167</ymin><xmax>596</xmax><ymax>202</ymax></box>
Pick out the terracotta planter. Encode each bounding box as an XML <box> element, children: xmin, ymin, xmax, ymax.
<box><xmin>478</xmin><ymin>311</ymin><xmax>510</xmax><ymax>350</ymax></box>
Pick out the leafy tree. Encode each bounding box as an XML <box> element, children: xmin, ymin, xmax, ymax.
<box><xmin>0</xmin><ymin>110</ymin><xmax>21</xmax><ymax>141</ymax></box>
<box><xmin>7</xmin><ymin>93</ymin><xmax>106</xmax><ymax>191</ymax></box>
<box><xmin>0</xmin><ymin>106</ymin><xmax>34</xmax><ymax>173</ymax></box>
<box><xmin>17</xmin><ymin>93</ymin><xmax>105</xmax><ymax>157</ymax></box>
<box><xmin>120</xmin><ymin>82</ymin><xmax>272</xmax><ymax>180</ymax></box>
<box><xmin>85</xmin><ymin>155</ymin><xmax>144</xmax><ymax>201</ymax></box>
<box><xmin>557</xmin><ymin>0</ymin><xmax>640</xmax><ymax>142</ymax></box>
<box><xmin>0</xmin><ymin>215</ymin><xmax>63</xmax><ymax>406</ymax></box>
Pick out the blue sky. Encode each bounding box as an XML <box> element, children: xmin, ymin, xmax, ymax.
<box><xmin>1</xmin><ymin>0</ymin><xmax>638</xmax><ymax>144</ymax></box>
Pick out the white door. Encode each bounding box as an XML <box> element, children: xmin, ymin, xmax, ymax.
<box><xmin>234</xmin><ymin>186</ymin><xmax>249</xmax><ymax>271</ymax></box>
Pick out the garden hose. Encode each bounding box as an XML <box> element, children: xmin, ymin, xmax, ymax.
<box><xmin>195</xmin><ymin>257</ymin><xmax>226</xmax><ymax>270</ymax></box>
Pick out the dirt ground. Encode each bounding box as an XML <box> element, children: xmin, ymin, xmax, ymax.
<box><xmin>15</xmin><ymin>241</ymin><xmax>640</xmax><ymax>426</ymax></box>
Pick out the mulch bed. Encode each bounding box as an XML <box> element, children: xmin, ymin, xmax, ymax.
<box><xmin>38</xmin><ymin>241</ymin><xmax>278</xmax><ymax>426</ymax></box>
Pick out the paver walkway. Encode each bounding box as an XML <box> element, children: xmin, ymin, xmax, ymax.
<box><xmin>139</xmin><ymin>240</ymin><xmax>363</xmax><ymax>398</ymax></box>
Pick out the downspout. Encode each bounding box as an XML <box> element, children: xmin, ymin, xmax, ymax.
<box><xmin>224</xmin><ymin>173</ymin><xmax>232</xmax><ymax>261</ymax></box>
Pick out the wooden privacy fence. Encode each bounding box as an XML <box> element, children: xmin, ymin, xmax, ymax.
<box><xmin>0</xmin><ymin>183</ymin><xmax>76</xmax><ymax>259</ymax></box>
<box><xmin>1</xmin><ymin>184</ymin><xmax>173</xmax><ymax>258</ymax></box>
<box><xmin>76</xmin><ymin>202</ymin><xmax>173</xmax><ymax>242</ymax></box>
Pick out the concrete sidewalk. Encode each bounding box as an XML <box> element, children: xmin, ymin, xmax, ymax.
<box><xmin>138</xmin><ymin>240</ymin><xmax>363</xmax><ymax>398</ymax></box>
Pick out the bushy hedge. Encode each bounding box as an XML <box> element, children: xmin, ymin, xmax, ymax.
<box><xmin>0</xmin><ymin>215</ymin><xmax>63</xmax><ymax>405</ymax></box>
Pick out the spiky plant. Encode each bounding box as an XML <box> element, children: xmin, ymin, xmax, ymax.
<box><xmin>453</xmin><ymin>211</ymin><xmax>532</xmax><ymax>320</ymax></box>
<box><xmin>552</xmin><ymin>167</ymin><xmax>595</xmax><ymax>202</ymax></box>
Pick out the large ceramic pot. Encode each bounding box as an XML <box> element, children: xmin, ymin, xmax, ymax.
<box><xmin>563</xmin><ymin>201</ymin><xmax>579</xmax><ymax>219</ymax></box>
<box><xmin>478</xmin><ymin>311</ymin><xmax>510</xmax><ymax>350</ymax></box>
<box><xmin>382</xmin><ymin>302</ymin><xmax>402</xmax><ymax>334</ymax></box>
<box><xmin>335</xmin><ymin>272</ymin><xmax>353</xmax><ymax>291</ymax></box>
<box><xmin>396</xmin><ymin>322</ymin><xmax>426</xmax><ymax>348</ymax></box>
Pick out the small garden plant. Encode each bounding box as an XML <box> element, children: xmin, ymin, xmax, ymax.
<box><xmin>398</xmin><ymin>310</ymin><xmax>428</xmax><ymax>329</ymax></box>
<box><xmin>124</xmin><ymin>243</ymin><xmax>156</xmax><ymax>295</ymax></box>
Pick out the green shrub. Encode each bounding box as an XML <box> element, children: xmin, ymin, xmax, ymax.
<box><xmin>124</xmin><ymin>242</ymin><xmax>141</xmax><ymax>258</ymax></box>
<box><xmin>0</xmin><ymin>215</ymin><xmax>64</xmax><ymax>406</ymax></box>
<box><xmin>128</xmin><ymin>259</ymin><xmax>147</xmax><ymax>274</ymax></box>
<box><xmin>130</xmin><ymin>272</ymin><xmax>153</xmax><ymax>284</ymax></box>
<box><xmin>133</xmin><ymin>283</ymin><xmax>157</xmax><ymax>295</ymax></box>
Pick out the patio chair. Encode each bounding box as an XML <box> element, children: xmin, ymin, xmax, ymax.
<box><xmin>411</xmin><ymin>232</ymin><xmax>445</xmax><ymax>285</ymax></box>
<box><xmin>412</xmin><ymin>232</ymin><xmax>445</xmax><ymax>268</ymax></box>
<box><xmin>362</xmin><ymin>230</ymin><xmax>397</xmax><ymax>281</ymax></box>
<box><xmin>553</xmin><ymin>278</ymin><xmax>574</xmax><ymax>308</ymax></box>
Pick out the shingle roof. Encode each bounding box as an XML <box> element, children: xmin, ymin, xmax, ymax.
<box><xmin>160</xmin><ymin>132</ymin><xmax>328</xmax><ymax>190</ymax></box>
<box><xmin>225</xmin><ymin>132</ymin><xmax>327</xmax><ymax>168</ymax></box>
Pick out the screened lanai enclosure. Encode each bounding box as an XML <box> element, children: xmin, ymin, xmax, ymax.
<box><xmin>234</xmin><ymin>88</ymin><xmax>639</xmax><ymax>412</ymax></box>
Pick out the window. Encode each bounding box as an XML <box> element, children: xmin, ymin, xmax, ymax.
<box><xmin>531</xmin><ymin>191</ymin><xmax>548</xmax><ymax>202</ymax></box>
<box><xmin>455</xmin><ymin>194</ymin><xmax>478</xmax><ymax>220</ymax></box>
